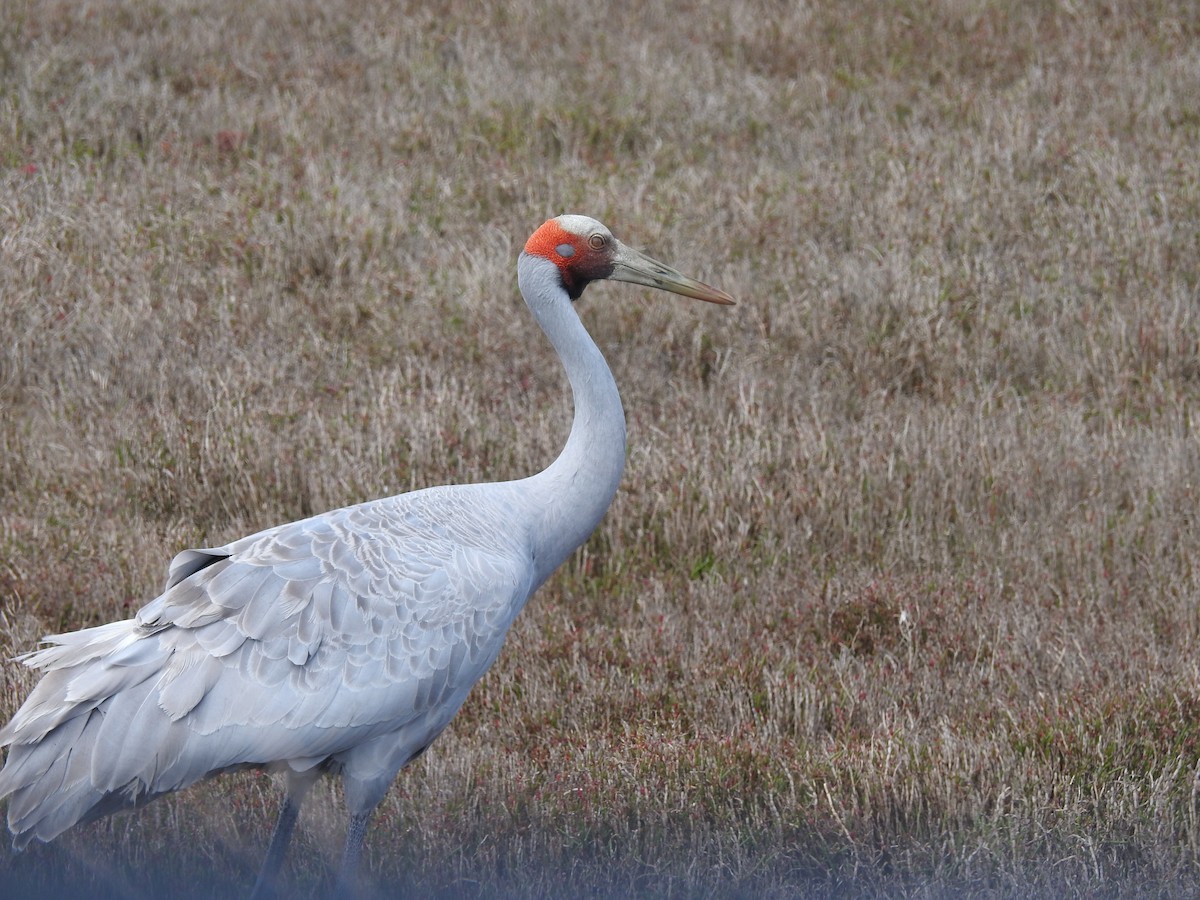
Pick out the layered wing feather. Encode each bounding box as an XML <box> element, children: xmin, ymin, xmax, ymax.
<box><xmin>0</xmin><ymin>483</ymin><xmax>534</xmax><ymax>846</ymax></box>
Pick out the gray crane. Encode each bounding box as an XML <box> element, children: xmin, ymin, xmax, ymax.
<box><xmin>0</xmin><ymin>214</ymin><xmax>734</xmax><ymax>895</ymax></box>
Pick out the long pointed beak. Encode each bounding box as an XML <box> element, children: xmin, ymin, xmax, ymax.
<box><xmin>609</xmin><ymin>242</ymin><xmax>736</xmax><ymax>306</ymax></box>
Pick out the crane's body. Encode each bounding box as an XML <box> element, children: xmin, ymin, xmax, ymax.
<box><xmin>0</xmin><ymin>215</ymin><xmax>733</xmax><ymax>895</ymax></box>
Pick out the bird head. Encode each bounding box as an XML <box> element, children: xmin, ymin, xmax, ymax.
<box><xmin>523</xmin><ymin>214</ymin><xmax>736</xmax><ymax>305</ymax></box>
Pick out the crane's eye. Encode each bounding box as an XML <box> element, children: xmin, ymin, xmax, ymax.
<box><xmin>587</xmin><ymin>233</ymin><xmax>607</xmax><ymax>250</ymax></box>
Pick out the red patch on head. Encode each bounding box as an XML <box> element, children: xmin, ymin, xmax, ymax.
<box><xmin>524</xmin><ymin>218</ymin><xmax>581</xmax><ymax>269</ymax></box>
<box><xmin>524</xmin><ymin>218</ymin><xmax>613</xmax><ymax>299</ymax></box>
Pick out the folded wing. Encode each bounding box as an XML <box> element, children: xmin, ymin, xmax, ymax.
<box><xmin>0</xmin><ymin>484</ymin><xmax>533</xmax><ymax>846</ymax></box>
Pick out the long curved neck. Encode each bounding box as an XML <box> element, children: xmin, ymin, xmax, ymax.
<box><xmin>517</xmin><ymin>253</ymin><xmax>626</xmax><ymax>588</ymax></box>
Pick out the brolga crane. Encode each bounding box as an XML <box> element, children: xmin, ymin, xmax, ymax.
<box><xmin>0</xmin><ymin>215</ymin><xmax>735</xmax><ymax>896</ymax></box>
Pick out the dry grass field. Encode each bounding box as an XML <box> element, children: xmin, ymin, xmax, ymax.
<box><xmin>2</xmin><ymin>0</ymin><xmax>1199</xmax><ymax>896</ymax></box>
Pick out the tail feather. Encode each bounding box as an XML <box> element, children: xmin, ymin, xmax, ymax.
<box><xmin>3</xmin><ymin>711</ymin><xmax>96</xmax><ymax>845</ymax></box>
<box><xmin>0</xmin><ymin>622</ymin><xmax>211</xmax><ymax>846</ymax></box>
<box><xmin>92</xmin><ymin>681</ymin><xmax>172</xmax><ymax>792</ymax></box>
<box><xmin>0</xmin><ymin>620</ymin><xmax>153</xmax><ymax>745</ymax></box>
<box><xmin>13</xmin><ymin>620</ymin><xmax>142</xmax><ymax>670</ymax></box>
<box><xmin>1</xmin><ymin>689</ymin><xmax>214</xmax><ymax>847</ymax></box>
<box><xmin>18</xmin><ymin>745</ymin><xmax>103</xmax><ymax>845</ymax></box>
<box><xmin>0</xmin><ymin>626</ymin><xmax>325</xmax><ymax>846</ymax></box>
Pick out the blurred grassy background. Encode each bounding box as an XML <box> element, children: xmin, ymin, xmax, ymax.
<box><xmin>2</xmin><ymin>0</ymin><xmax>1200</xmax><ymax>896</ymax></box>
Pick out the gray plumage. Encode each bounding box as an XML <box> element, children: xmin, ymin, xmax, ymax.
<box><xmin>1</xmin><ymin>487</ymin><xmax>530</xmax><ymax>846</ymax></box>
<box><xmin>0</xmin><ymin>214</ymin><xmax>734</xmax><ymax>894</ymax></box>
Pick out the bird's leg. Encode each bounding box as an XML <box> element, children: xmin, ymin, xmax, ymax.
<box><xmin>330</xmin><ymin>810</ymin><xmax>374</xmax><ymax>898</ymax></box>
<box><xmin>249</xmin><ymin>794</ymin><xmax>300</xmax><ymax>899</ymax></box>
<box><xmin>250</xmin><ymin>773</ymin><xmax>315</xmax><ymax>900</ymax></box>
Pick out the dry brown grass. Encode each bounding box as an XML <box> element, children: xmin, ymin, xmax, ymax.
<box><xmin>2</xmin><ymin>0</ymin><xmax>1200</xmax><ymax>895</ymax></box>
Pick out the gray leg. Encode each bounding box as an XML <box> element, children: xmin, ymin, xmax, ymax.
<box><xmin>249</xmin><ymin>792</ymin><xmax>301</xmax><ymax>900</ymax></box>
<box><xmin>331</xmin><ymin>810</ymin><xmax>373</xmax><ymax>898</ymax></box>
<box><xmin>250</xmin><ymin>771</ymin><xmax>318</xmax><ymax>900</ymax></box>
